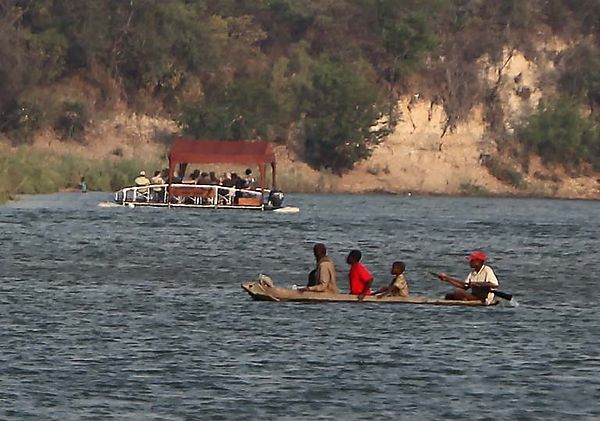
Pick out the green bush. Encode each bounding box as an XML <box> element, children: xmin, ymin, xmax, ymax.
<box><xmin>0</xmin><ymin>102</ymin><xmax>42</xmax><ymax>144</ymax></box>
<box><xmin>376</xmin><ymin>6</ymin><xmax>438</xmax><ymax>82</ymax></box>
<box><xmin>300</xmin><ymin>57</ymin><xmax>394</xmax><ymax>173</ymax></box>
<box><xmin>54</xmin><ymin>101</ymin><xmax>88</xmax><ymax>140</ymax></box>
<box><xmin>557</xmin><ymin>42</ymin><xmax>600</xmax><ymax>114</ymax></box>
<box><xmin>180</xmin><ymin>77</ymin><xmax>284</xmax><ymax>140</ymax></box>
<box><xmin>517</xmin><ymin>99</ymin><xmax>600</xmax><ymax>170</ymax></box>
<box><xmin>459</xmin><ymin>182</ymin><xmax>490</xmax><ymax>196</ymax></box>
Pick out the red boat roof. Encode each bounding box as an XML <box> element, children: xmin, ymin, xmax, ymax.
<box><xmin>169</xmin><ymin>139</ymin><xmax>276</xmax><ymax>165</ymax></box>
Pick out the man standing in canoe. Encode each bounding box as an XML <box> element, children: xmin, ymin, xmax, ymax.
<box><xmin>298</xmin><ymin>243</ymin><xmax>339</xmax><ymax>294</ymax></box>
<box><xmin>347</xmin><ymin>250</ymin><xmax>373</xmax><ymax>301</ymax></box>
<box><xmin>437</xmin><ymin>251</ymin><xmax>499</xmax><ymax>303</ymax></box>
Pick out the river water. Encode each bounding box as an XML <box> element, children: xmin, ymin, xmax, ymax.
<box><xmin>0</xmin><ymin>193</ymin><xmax>598</xmax><ymax>420</ymax></box>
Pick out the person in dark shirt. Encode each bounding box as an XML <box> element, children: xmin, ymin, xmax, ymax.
<box><xmin>222</xmin><ymin>173</ymin><xmax>234</xmax><ymax>187</ymax></box>
<box><xmin>196</xmin><ymin>172</ymin><xmax>210</xmax><ymax>185</ymax></box>
<box><xmin>307</xmin><ymin>269</ymin><xmax>318</xmax><ymax>287</ymax></box>
<box><xmin>233</xmin><ymin>173</ymin><xmax>245</xmax><ymax>189</ymax></box>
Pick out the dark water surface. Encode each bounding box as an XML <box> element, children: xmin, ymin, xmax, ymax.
<box><xmin>1</xmin><ymin>193</ymin><xmax>598</xmax><ymax>420</ymax></box>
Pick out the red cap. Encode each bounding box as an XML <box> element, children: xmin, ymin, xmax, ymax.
<box><xmin>467</xmin><ymin>251</ymin><xmax>488</xmax><ymax>262</ymax></box>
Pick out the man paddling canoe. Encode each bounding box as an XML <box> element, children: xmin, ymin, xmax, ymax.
<box><xmin>437</xmin><ymin>251</ymin><xmax>499</xmax><ymax>304</ymax></box>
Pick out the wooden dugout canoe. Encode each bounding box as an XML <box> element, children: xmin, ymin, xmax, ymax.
<box><xmin>241</xmin><ymin>281</ymin><xmax>498</xmax><ymax>306</ymax></box>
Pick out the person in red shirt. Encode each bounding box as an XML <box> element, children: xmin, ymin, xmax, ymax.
<box><xmin>346</xmin><ymin>250</ymin><xmax>373</xmax><ymax>301</ymax></box>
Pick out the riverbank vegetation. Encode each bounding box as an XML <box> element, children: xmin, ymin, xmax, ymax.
<box><xmin>517</xmin><ymin>98</ymin><xmax>600</xmax><ymax>171</ymax></box>
<box><xmin>0</xmin><ymin>144</ymin><xmax>333</xmax><ymax>203</ymax></box>
<box><xmin>1</xmin><ymin>0</ymin><xmax>599</xmax><ymax>198</ymax></box>
<box><xmin>0</xmin><ymin>145</ymin><xmax>160</xmax><ymax>203</ymax></box>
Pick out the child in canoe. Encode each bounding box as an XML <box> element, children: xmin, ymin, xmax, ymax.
<box><xmin>375</xmin><ymin>261</ymin><xmax>409</xmax><ymax>297</ymax></box>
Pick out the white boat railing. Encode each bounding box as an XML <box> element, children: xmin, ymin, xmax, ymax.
<box><xmin>114</xmin><ymin>184</ymin><xmax>268</xmax><ymax>209</ymax></box>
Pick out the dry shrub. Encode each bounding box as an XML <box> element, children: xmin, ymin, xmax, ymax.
<box><xmin>484</xmin><ymin>156</ymin><xmax>526</xmax><ymax>189</ymax></box>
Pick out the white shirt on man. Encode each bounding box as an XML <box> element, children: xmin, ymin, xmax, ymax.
<box><xmin>465</xmin><ymin>265</ymin><xmax>499</xmax><ymax>304</ymax></box>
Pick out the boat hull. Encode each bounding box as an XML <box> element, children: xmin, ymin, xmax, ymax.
<box><xmin>241</xmin><ymin>281</ymin><xmax>498</xmax><ymax>306</ymax></box>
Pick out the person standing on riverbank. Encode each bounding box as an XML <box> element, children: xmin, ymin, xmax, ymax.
<box><xmin>79</xmin><ymin>177</ymin><xmax>87</xmax><ymax>193</ymax></box>
<box><xmin>438</xmin><ymin>251</ymin><xmax>499</xmax><ymax>303</ymax></box>
<box><xmin>347</xmin><ymin>250</ymin><xmax>373</xmax><ymax>301</ymax></box>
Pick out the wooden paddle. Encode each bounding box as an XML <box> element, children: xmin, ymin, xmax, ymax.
<box><xmin>429</xmin><ymin>271</ymin><xmax>513</xmax><ymax>301</ymax></box>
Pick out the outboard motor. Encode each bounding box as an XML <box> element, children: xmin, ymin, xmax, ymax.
<box><xmin>268</xmin><ymin>190</ymin><xmax>285</xmax><ymax>208</ymax></box>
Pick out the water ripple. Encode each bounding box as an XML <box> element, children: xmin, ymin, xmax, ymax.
<box><xmin>0</xmin><ymin>193</ymin><xmax>599</xmax><ymax>420</ymax></box>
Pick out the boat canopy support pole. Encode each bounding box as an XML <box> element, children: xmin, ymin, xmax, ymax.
<box><xmin>168</xmin><ymin>157</ymin><xmax>174</xmax><ymax>208</ymax></box>
<box><xmin>259</xmin><ymin>163</ymin><xmax>266</xmax><ymax>193</ymax></box>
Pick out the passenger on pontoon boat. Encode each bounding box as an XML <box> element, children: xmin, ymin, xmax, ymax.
<box><xmin>183</xmin><ymin>169</ymin><xmax>200</xmax><ymax>184</ymax></box>
<box><xmin>230</xmin><ymin>173</ymin><xmax>244</xmax><ymax>204</ymax></box>
<box><xmin>196</xmin><ymin>172</ymin><xmax>210</xmax><ymax>185</ymax></box>
<box><xmin>298</xmin><ymin>243</ymin><xmax>339</xmax><ymax>294</ymax></box>
<box><xmin>150</xmin><ymin>170</ymin><xmax>165</xmax><ymax>201</ymax></box>
<box><xmin>215</xmin><ymin>173</ymin><xmax>232</xmax><ymax>204</ymax></box>
<box><xmin>347</xmin><ymin>250</ymin><xmax>373</xmax><ymax>301</ymax></box>
<box><xmin>151</xmin><ymin>170</ymin><xmax>164</xmax><ymax>185</ymax></box>
<box><xmin>375</xmin><ymin>261</ymin><xmax>409</xmax><ymax>298</ymax></box>
<box><xmin>208</xmin><ymin>172</ymin><xmax>218</xmax><ymax>185</ymax></box>
<box><xmin>244</xmin><ymin>168</ymin><xmax>255</xmax><ymax>188</ymax></box>
<box><xmin>134</xmin><ymin>171</ymin><xmax>151</xmax><ymax>192</ymax></box>
<box><xmin>221</xmin><ymin>173</ymin><xmax>234</xmax><ymax>187</ymax></box>
<box><xmin>233</xmin><ymin>173</ymin><xmax>245</xmax><ymax>189</ymax></box>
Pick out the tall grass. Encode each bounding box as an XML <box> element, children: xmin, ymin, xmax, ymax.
<box><xmin>0</xmin><ymin>144</ymin><xmax>162</xmax><ymax>203</ymax></box>
<box><xmin>275</xmin><ymin>167</ymin><xmax>337</xmax><ymax>193</ymax></box>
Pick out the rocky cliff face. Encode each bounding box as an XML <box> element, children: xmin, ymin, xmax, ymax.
<box><xmin>277</xmin><ymin>46</ymin><xmax>599</xmax><ymax>199</ymax></box>
<box><xmin>333</xmin><ymin>50</ymin><xmax>539</xmax><ymax>195</ymax></box>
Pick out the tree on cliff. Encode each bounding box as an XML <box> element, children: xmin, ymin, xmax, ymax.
<box><xmin>298</xmin><ymin>57</ymin><xmax>394</xmax><ymax>173</ymax></box>
<box><xmin>518</xmin><ymin>99</ymin><xmax>600</xmax><ymax>171</ymax></box>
